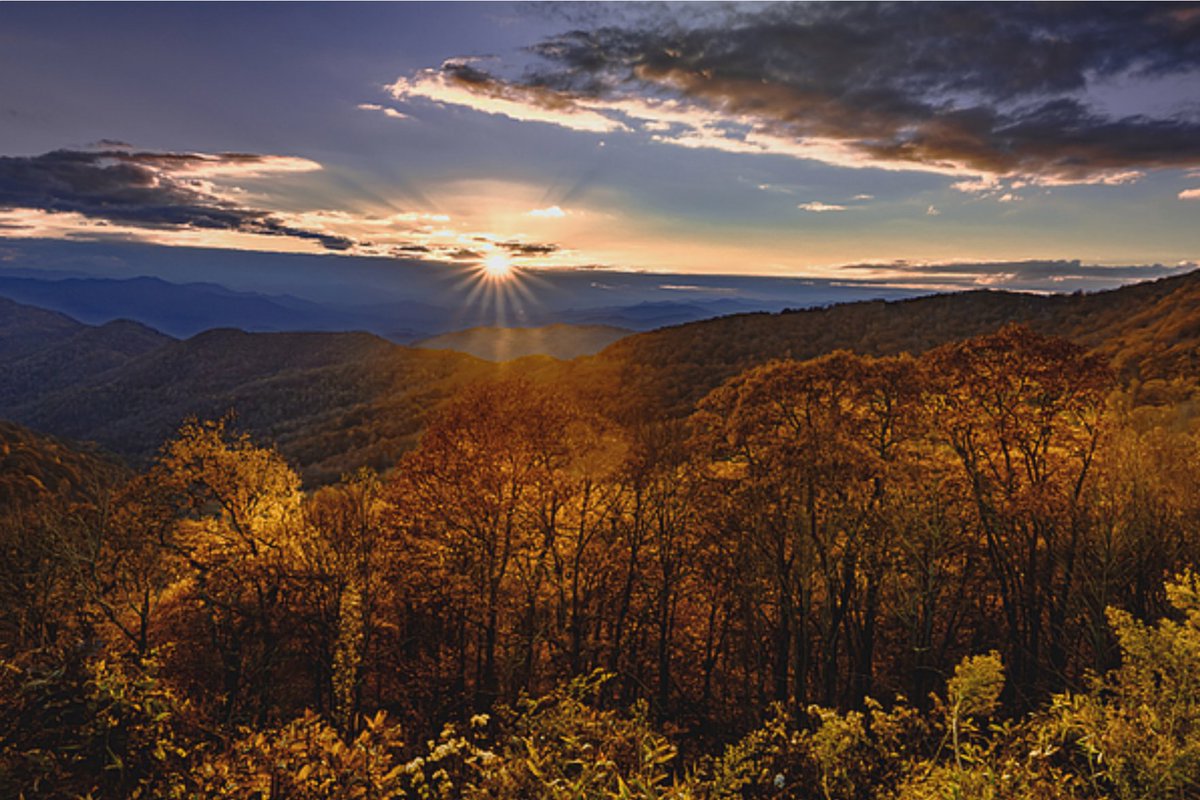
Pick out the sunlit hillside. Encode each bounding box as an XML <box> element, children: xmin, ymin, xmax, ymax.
<box><xmin>416</xmin><ymin>323</ymin><xmax>632</xmax><ymax>362</ymax></box>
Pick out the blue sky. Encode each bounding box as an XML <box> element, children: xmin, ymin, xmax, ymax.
<box><xmin>1</xmin><ymin>2</ymin><xmax>1199</xmax><ymax>293</ymax></box>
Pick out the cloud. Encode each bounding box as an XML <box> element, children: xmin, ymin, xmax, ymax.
<box><xmin>0</xmin><ymin>150</ymin><xmax>589</xmax><ymax>268</ymax></box>
<box><xmin>1180</xmin><ymin>188</ymin><xmax>1200</xmax><ymax>200</ymax></box>
<box><xmin>839</xmin><ymin>259</ymin><xmax>1197</xmax><ymax>291</ymax></box>
<box><xmin>526</xmin><ymin>205</ymin><xmax>566</xmax><ymax>218</ymax></box>
<box><xmin>0</xmin><ymin>148</ymin><xmax>352</xmax><ymax>250</ymax></box>
<box><xmin>952</xmin><ymin>176</ymin><xmax>1003</xmax><ymax>195</ymax></box>
<box><xmin>926</xmin><ymin>205</ymin><xmax>941</xmax><ymax>216</ymax></box>
<box><xmin>798</xmin><ymin>201</ymin><xmax>848</xmax><ymax>212</ymax></box>
<box><xmin>357</xmin><ymin>103</ymin><xmax>409</xmax><ymax>120</ymax></box>
<box><xmin>853</xmin><ymin>194</ymin><xmax>874</xmax><ymax>201</ymax></box>
<box><xmin>499</xmin><ymin>240</ymin><xmax>558</xmax><ymax>256</ymax></box>
<box><xmin>388</xmin><ymin>61</ymin><xmax>625</xmax><ymax>134</ymax></box>
<box><xmin>386</xmin><ymin>5</ymin><xmax>1200</xmax><ymax>186</ymax></box>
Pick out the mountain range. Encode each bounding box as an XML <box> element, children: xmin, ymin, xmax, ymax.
<box><xmin>0</xmin><ymin>239</ymin><xmax>929</xmax><ymax>340</ymax></box>
<box><xmin>4</xmin><ymin>268</ymin><xmax>1200</xmax><ymax>483</ymax></box>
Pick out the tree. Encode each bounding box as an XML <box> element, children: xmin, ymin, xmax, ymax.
<box><xmin>152</xmin><ymin>417</ymin><xmax>306</xmax><ymax>724</ymax></box>
<box><xmin>394</xmin><ymin>379</ymin><xmax>621</xmax><ymax>707</ymax></box>
<box><xmin>300</xmin><ymin>468</ymin><xmax>390</xmax><ymax>730</ymax></box>
<box><xmin>693</xmin><ymin>351</ymin><xmax>924</xmax><ymax>708</ymax></box>
<box><xmin>926</xmin><ymin>325</ymin><xmax>1112</xmax><ymax>704</ymax></box>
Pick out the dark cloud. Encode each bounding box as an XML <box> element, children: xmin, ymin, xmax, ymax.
<box><xmin>499</xmin><ymin>240</ymin><xmax>559</xmax><ymax>256</ymax></box>
<box><xmin>448</xmin><ymin>3</ymin><xmax>1200</xmax><ymax>180</ymax></box>
<box><xmin>89</xmin><ymin>139</ymin><xmax>133</xmax><ymax>150</ymax></box>
<box><xmin>0</xmin><ymin>148</ymin><xmax>355</xmax><ymax>250</ymax></box>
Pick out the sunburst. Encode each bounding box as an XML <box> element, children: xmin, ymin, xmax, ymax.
<box><xmin>447</xmin><ymin>247</ymin><xmax>550</xmax><ymax>330</ymax></box>
<box><xmin>482</xmin><ymin>252</ymin><xmax>513</xmax><ymax>280</ymax></box>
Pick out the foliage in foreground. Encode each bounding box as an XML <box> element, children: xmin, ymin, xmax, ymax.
<box><xmin>4</xmin><ymin>572</ymin><xmax>1200</xmax><ymax>799</ymax></box>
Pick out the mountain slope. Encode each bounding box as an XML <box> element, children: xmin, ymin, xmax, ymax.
<box><xmin>0</xmin><ymin>420</ymin><xmax>126</xmax><ymax>507</ymax></box>
<box><xmin>416</xmin><ymin>324</ymin><xmax>632</xmax><ymax>361</ymax></box>
<box><xmin>0</xmin><ymin>295</ymin><xmax>86</xmax><ymax>362</ymax></box>
<box><xmin>571</xmin><ymin>269</ymin><xmax>1200</xmax><ymax>417</ymax></box>
<box><xmin>6</xmin><ymin>270</ymin><xmax>1200</xmax><ymax>483</ymax></box>
<box><xmin>6</xmin><ymin>328</ymin><xmax>495</xmax><ymax>483</ymax></box>
<box><xmin>0</xmin><ymin>318</ymin><xmax>173</xmax><ymax>408</ymax></box>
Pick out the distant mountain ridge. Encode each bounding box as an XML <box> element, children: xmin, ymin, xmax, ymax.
<box><xmin>0</xmin><ymin>296</ymin><xmax>171</xmax><ymax>408</ymax></box>
<box><xmin>0</xmin><ymin>316</ymin><xmax>493</xmax><ymax>483</ymax></box>
<box><xmin>0</xmin><ymin>274</ymin><xmax>376</xmax><ymax>338</ymax></box>
<box><xmin>565</xmin><ymin>268</ymin><xmax>1200</xmax><ymax>417</ymax></box>
<box><xmin>0</xmin><ymin>295</ymin><xmax>85</xmax><ymax>361</ymax></box>
<box><xmin>0</xmin><ymin>271</ymin><xmax>805</xmax><ymax>341</ymax></box>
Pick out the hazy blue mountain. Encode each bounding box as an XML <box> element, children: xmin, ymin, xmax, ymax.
<box><xmin>0</xmin><ymin>238</ymin><xmax>926</xmax><ymax>330</ymax></box>
<box><xmin>0</xmin><ymin>274</ymin><xmax>372</xmax><ymax>338</ymax></box>
<box><xmin>0</xmin><ymin>265</ymin><xmax>924</xmax><ymax>341</ymax></box>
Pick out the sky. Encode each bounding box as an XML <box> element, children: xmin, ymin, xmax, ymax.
<box><xmin>1</xmin><ymin>2</ymin><xmax>1200</xmax><ymax>293</ymax></box>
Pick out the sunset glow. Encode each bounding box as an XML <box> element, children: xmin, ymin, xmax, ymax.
<box><xmin>482</xmin><ymin>252</ymin><xmax>514</xmax><ymax>280</ymax></box>
<box><xmin>0</xmin><ymin>3</ymin><xmax>1197</xmax><ymax>290</ymax></box>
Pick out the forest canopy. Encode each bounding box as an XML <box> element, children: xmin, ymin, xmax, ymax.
<box><xmin>4</xmin><ymin>323</ymin><xmax>1200</xmax><ymax>798</ymax></box>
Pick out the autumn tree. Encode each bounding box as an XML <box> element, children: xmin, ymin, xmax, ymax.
<box><xmin>393</xmin><ymin>379</ymin><xmax>623</xmax><ymax>708</ymax></box>
<box><xmin>693</xmin><ymin>351</ymin><xmax>924</xmax><ymax>709</ymax></box>
<box><xmin>73</xmin><ymin>473</ymin><xmax>180</xmax><ymax>658</ymax></box>
<box><xmin>151</xmin><ymin>417</ymin><xmax>306</xmax><ymax>724</ymax></box>
<box><xmin>926</xmin><ymin>325</ymin><xmax>1112</xmax><ymax>704</ymax></box>
<box><xmin>299</xmin><ymin>468</ymin><xmax>390</xmax><ymax>730</ymax></box>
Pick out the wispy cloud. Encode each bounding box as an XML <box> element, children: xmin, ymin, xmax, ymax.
<box><xmin>526</xmin><ymin>205</ymin><xmax>566</xmax><ymax>218</ymax></box>
<box><xmin>798</xmin><ymin>201</ymin><xmax>848</xmax><ymax>213</ymax></box>
<box><xmin>839</xmin><ymin>259</ymin><xmax>1197</xmax><ymax>292</ymax></box>
<box><xmin>388</xmin><ymin>62</ymin><xmax>624</xmax><ymax>134</ymax></box>
<box><xmin>357</xmin><ymin>103</ymin><xmax>409</xmax><ymax>120</ymax></box>
<box><xmin>1180</xmin><ymin>188</ymin><xmax>1200</xmax><ymax>200</ymax></box>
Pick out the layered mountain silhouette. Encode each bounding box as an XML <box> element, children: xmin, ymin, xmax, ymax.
<box><xmin>4</xmin><ymin>268</ymin><xmax>1200</xmax><ymax>483</ymax></box>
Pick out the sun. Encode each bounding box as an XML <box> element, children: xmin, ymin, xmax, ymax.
<box><xmin>482</xmin><ymin>252</ymin><xmax>513</xmax><ymax>280</ymax></box>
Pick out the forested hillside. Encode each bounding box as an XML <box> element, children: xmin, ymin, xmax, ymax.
<box><xmin>5</xmin><ymin>282</ymin><xmax>1200</xmax><ymax>796</ymax></box>
<box><xmin>0</xmin><ymin>321</ymin><xmax>497</xmax><ymax>483</ymax></box>
<box><xmin>7</xmin><ymin>271</ymin><xmax>1200</xmax><ymax>486</ymax></box>
<box><xmin>571</xmin><ymin>269</ymin><xmax>1200</xmax><ymax>418</ymax></box>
